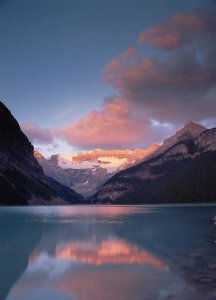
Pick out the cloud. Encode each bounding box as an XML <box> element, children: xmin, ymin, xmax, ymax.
<box><xmin>23</xmin><ymin>7</ymin><xmax>216</xmax><ymax>151</ymax></box>
<box><xmin>103</xmin><ymin>9</ymin><xmax>216</xmax><ymax>123</ymax></box>
<box><xmin>139</xmin><ymin>13</ymin><xmax>204</xmax><ymax>51</ymax></box>
<box><xmin>104</xmin><ymin>47</ymin><xmax>137</xmax><ymax>74</ymax></box>
<box><xmin>56</xmin><ymin>97</ymin><xmax>169</xmax><ymax>149</ymax></box>
<box><xmin>122</xmin><ymin>47</ymin><xmax>138</xmax><ymax>58</ymax></box>
<box><xmin>22</xmin><ymin>123</ymin><xmax>54</xmax><ymax>145</ymax></box>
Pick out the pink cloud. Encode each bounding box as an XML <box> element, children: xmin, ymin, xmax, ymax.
<box><xmin>103</xmin><ymin>54</ymin><xmax>216</xmax><ymax>121</ymax></box>
<box><xmin>22</xmin><ymin>124</ymin><xmax>54</xmax><ymax>145</ymax></box>
<box><xmin>103</xmin><ymin>48</ymin><xmax>138</xmax><ymax>76</ymax></box>
<box><xmin>56</xmin><ymin>98</ymin><xmax>157</xmax><ymax>148</ymax></box>
<box><xmin>139</xmin><ymin>13</ymin><xmax>203</xmax><ymax>50</ymax></box>
<box><xmin>23</xmin><ymin>9</ymin><xmax>216</xmax><ymax>150</ymax></box>
<box><xmin>105</xmin><ymin>59</ymin><xmax>121</xmax><ymax>72</ymax></box>
<box><xmin>21</xmin><ymin>100</ymin><xmax>172</xmax><ymax>150</ymax></box>
<box><xmin>122</xmin><ymin>47</ymin><xmax>138</xmax><ymax>58</ymax></box>
<box><xmin>102</xmin><ymin>9</ymin><xmax>216</xmax><ymax>123</ymax></box>
<box><xmin>104</xmin><ymin>54</ymin><xmax>216</xmax><ymax>96</ymax></box>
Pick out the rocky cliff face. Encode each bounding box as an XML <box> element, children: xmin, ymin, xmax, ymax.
<box><xmin>94</xmin><ymin>124</ymin><xmax>216</xmax><ymax>204</ymax></box>
<box><xmin>0</xmin><ymin>101</ymin><xmax>82</xmax><ymax>205</ymax></box>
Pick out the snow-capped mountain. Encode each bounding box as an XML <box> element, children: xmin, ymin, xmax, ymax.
<box><xmin>34</xmin><ymin>145</ymin><xmax>159</xmax><ymax>196</ymax></box>
<box><xmin>34</xmin><ymin>152</ymin><xmax>109</xmax><ymax>196</ymax></box>
<box><xmin>71</xmin><ymin>146</ymin><xmax>159</xmax><ymax>173</ymax></box>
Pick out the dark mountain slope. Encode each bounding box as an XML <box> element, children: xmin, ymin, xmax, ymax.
<box><xmin>0</xmin><ymin>101</ymin><xmax>82</xmax><ymax>205</ymax></box>
<box><xmin>94</xmin><ymin>127</ymin><xmax>216</xmax><ymax>204</ymax></box>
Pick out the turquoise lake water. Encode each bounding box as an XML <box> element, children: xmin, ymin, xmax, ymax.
<box><xmin>0</xmin><ymin>205</ymin><xmax>216</xmax><ymax>300</ymax></box>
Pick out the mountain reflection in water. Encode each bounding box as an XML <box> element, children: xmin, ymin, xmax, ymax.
<box><xmin>31</xmin><ymin>239</ymin><xmax>165</xmax><ymax>268</ymax></box>
<box><xmin>0</xmin><ymin>205</ymin><xmax>215</xmax><ymax>300</ymax></box>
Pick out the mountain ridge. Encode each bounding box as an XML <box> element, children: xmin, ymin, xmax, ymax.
<box><xmin>93</xmin><ymin>124</ymin><xmax>216</xmax><ymax>204</ymax></box>
<box><xmin>0</xmin><ymin>101</ymin><xmax>82</xmax><ymax>205</ymax></box>
<box><xmin>142</xmin><ymin>121</ymin><xmax>207</xmax><ymax>162</ymax></box>
<box><xmin>34</xmin><ymin>145</ymin><xmax>159</xmax><ymax>196</ymax></box>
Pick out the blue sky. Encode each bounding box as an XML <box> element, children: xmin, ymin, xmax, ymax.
<box><xmin>0</xmin><ymin>0</ymin><xmax>215</xmax><ymax>156</ymax></box>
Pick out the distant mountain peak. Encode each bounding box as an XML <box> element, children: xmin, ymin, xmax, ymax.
<box><xmin>94</xmin><ymin>126</ymin><xmax>216</xmax><ymax>204</ymax></box>
<box><xmin>179</xmin><ymin>120</ymin><xmax>206</xmax><ymax>133</ymax></box>
<box><xmin>143</xmin><ymin>121</ymin><xmax>207</xmax><ymax>162</ymax></box>
<box><xmin>163</xmin><ymin>121</ymin><xmax>206</xmax><ymax>148</ymax></box>
<box><xmin>34</xmin><ymin>145</ymin><xmax>160</xmax><ymax>196</ymax></box>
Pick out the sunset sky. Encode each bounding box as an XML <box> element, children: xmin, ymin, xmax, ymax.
<box><xmin>0</xmin><ymin>0</ymin><xmax>216</xmax><ymax>156</ymax></box>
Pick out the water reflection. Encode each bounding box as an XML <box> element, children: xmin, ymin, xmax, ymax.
<box><xmin>33</xmin><ymin>239</ymin><xmax>165</xmax><ymax>268</ymax></box>
<box><xmin>0</xmin><ymin>221</ymin><xmax>42</xmax><ymax>300</ymax></box>
<box><xmin>0</xmin><ymin>205</ymin><xmax>215</xmax><ymax>300</ymax></box>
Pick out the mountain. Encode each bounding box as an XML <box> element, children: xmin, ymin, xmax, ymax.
<box><xmin>143</xmin><ymin>121</ymin><xmax>206</xmax><ymax>161</ymax></box>
<box><xmin>0</xmin><ymin>101</ymin><xmax>82</xmax><ymax>205</ymax></box>
<box><xmin>71</xmin><ymin>146</ymin><xmax>159</xmax><ymax>173</ymax></box>
<box><xmin>34</xmin><ymin>152</ymin><xmax>109</xmax><ymax>197</ymax></box>
<box><xmin>35</xmin><ymin>145</ymin><xmax>159</xmax><ymax>196</ymax></box>
<box><xmin>162</xmin><ymin>120</ymin><xmax>206</xmax><ymax>146</ymax></box>
<box><xmin>94</xmin><ymin>122</ymin><xmax>216</xmax><ymax>204</ymax></box>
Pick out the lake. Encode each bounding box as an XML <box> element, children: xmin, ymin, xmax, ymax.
<box><xmin>0</xmin><ymin>205</ymin><xmax>216</xmax><ymax>300</ymax></box>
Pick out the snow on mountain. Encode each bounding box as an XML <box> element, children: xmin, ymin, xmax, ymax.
<box><xmin>34</xmin><ymin>145</ymin><xmax>159</xmax><ymax>196</ymax></box>
<box><xmin>51</xmin><ymin>155</ymin><xmax>98</xmax><ymax>171</ymax></box>
<box><xmin>41</xmin><ymin>145</ymin><xmax>160</xmax><ymax>174</ymax></box>
<box><xmin>70</xmin><ymin>145</ymin><xmax>159</xmax><ymax>173</ymax></box>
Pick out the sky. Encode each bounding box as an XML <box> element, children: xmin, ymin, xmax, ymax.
<box><xmin>0</xmin><ymin>0</ymin><xmax>216</xmax><ymax>157</ymax></box>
